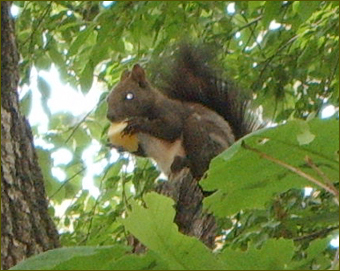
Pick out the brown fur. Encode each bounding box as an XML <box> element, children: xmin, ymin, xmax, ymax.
<box><xmin>107</xmin><ymin>64</ymin><xmax>234</xmax><ymax>178</ymax></box>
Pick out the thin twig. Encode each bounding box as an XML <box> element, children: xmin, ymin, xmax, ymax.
<box><xmin>304</xmin><ymin>156</ymin><xmax>339</xmax><ymax>198</ymax></box>
<box><xmin>22</xmin><ymin>2</ymin><xmax>52</xmax><ymax>48</ymax></box>
<box><xmin>80</xmin><ymin>162</ymin><xmax>111</xmax><ymax>245</ymax></box>
<box><xmin>293</xmin><ymin>226</ymin><xmax>338</xmax><ymax>242</ymax></box>
<box><xmin>228</xmin><ymin>15</ymin><xmax>263</xmax><ymax>39</ymax></box>
<box><xmin>259</xmin><ymin>34</ymin><xmax>299</xmax><ymax>76</ymax></box>
<box><xmin>240</xmin><ymin>14</ymin><xmax>267</xmax><ymax>59</ymax></box>
<box><xmin>49</xmin><ymin>167</ymin><xmax>86</xmax><ymax>200</ymax></box>
<box><xmin>241</xmin><ymin>141</ymin><xmax>339</xmax><ymax>205</ymax></box>
<box><xmin>65</xmin><ymin>93</ymin><xmax>108</xmax><ymax>144</ymax></box>
<box><xmin>329</xmin><ymin>51</ymin><xmax>339</xmax><ymax>87</ymax></box>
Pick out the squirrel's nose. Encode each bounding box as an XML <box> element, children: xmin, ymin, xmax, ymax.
<box><xmin>106</xmin><ymin>112</ymin><xmax>116</xmax><ymax>122</ymax></box>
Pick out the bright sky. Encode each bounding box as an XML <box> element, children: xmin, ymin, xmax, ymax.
<box><xmin>18</xmin><ymin>64</ymin><xmax>138</xmax><ymax>199</ymax></box>
<box><xmin>12</xmin><ymin>0</ymin><xmax>126</xmax><ymax>199</ymax></box>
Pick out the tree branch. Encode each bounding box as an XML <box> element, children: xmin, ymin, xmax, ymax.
<box><xmin>293</xmin><ymin>226</ymin><xmax>338</xmax><ymax>242</ymax></box>
<box><xmin>304</xmin><ymin>156</ymin><xmax>339</xmax><ymax>199</ymax></box>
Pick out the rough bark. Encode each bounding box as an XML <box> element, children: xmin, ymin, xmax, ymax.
<box><xmin>168</xmin><ymin>170</ymin><xmax>216</xmax><ymax>248</ymax></box>
<box><xmin>155</xmin><ymin>169</ymin><xmax>217</xmax><ymax>248</ymax></box>
<box><xmin>1</xmin><ymin>2</ymin><xmax>60</xmax><ymax>270</ymax></box>
<box><xmin>172</xmin><ymin>171</ymin><xmax>216</xmax><ymax>248</ymax></box>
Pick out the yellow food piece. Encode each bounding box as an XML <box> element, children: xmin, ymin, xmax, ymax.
<box><xmin>108</xmin><ymin>122</ymin><xmax>139</xmax><ymax>152</ymax></box>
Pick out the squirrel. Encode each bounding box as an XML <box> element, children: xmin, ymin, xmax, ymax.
<box><xmin>106</xmin><ymin>44</ymin><xmax>256</xmax><ymax>179</ymax></box>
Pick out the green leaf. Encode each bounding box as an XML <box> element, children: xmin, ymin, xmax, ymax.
<box><xmin>71</xmin><ymin>126</ymin><xmax>92</xmax><ymax>152</ymax></box>
<box><xmin>35</xmin><ymin>147</ymin><xmax>65</xmax><ymax>201</ymax></box>
<box><xmin>262</xmin><ymin>1</ymin><xmax>282</xmax><ymax>27</ymax></box>
<box><xmin>48</xmin><ymin>47</ymin><xmax>65</xmax><ymax>67</ymax></box>
<box><xmin>297</xmin><ymin>40</ymin><xmax>319</xmax><ymax>68</ymax></box>
<box><xmin>113</xmin><ymin>38</ymin><xmax>125</xmax><ymax>54</ymax></box>
<box><xmin>107</xmin><ymin>251</ymin><xmax>169</xmax><ymax>270</ymax></box>
<box><xmin>296</xmin><ymin>120</ymin><xmax>315</xmax><ymax>145</ymax></box>
<box><xmin>297</xmin><ymin>1</ymin><xmax>321</xmax><ymax>21</ymax></box>
<box><xmin>68</xmin><ymin>26</ymin><xmax>95</xmax><ymax>56</ymax></box>
<box><xmin>37</xmin><ymin>76</ymin><xmax>51</xmax><ymax>99</ymax></box>
<box><xmin>121</xmin><ymin>192</ymin><xmax>227</xmax><ymax>270</ymax></box>
<box><xmin>248</xmin><ymin>1</ymin><xmax>265</xmax><ymax>14</ymax></box>
<box><xmin>292</xmin><ymin>211</ymin><xmax>339</xmax><ymax>227</ymax></box>
<box><xmin>19</xmin><ymin>89</ymin><xmax>32</xmax><ymax>116</ymax></box>
<box><xmin>287</xmin><ymin>237</ymin><xmax>334</xmax><ymax>270</ymax></box>
<box><xmin>57</xmin><ymin>22</ymin><xmax>82</xmax><ymax>32</ymax></box>
<box><xmin>80</xmin><ymin>60</ymin><xmax>94</xmax><ymax>93</ymax></box>
<box><xmin>221</xmin><ymin>239</ymin><xmax>295</xmax><ymax>270</ymax></box>
<box><xmin>90</xmin><ymin>41</ymin><xmax>111</xmax><ymax>66</ymax></box>
<box><xmin>202</xmin><ymin>119</ymin><xmax>339</xmax><ymax>217</ymax></box>
<box><xmin>35</xmin><ymin>54</ymin><xmax>52</xmax><ymax>70</ymax></box>
<box><xmin>10</xmin><ymin>246</ymin><xmax>130</xmax><ymax>270</ymax></box>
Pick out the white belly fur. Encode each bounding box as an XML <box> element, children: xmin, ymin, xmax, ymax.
<box><xmin>137</xmin><ymin>133</ymin><xmax>186</xmax><ymax>176</ymax></box>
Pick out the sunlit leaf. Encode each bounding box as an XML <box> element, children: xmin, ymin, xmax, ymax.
<box><xmin>122</xmin><ymin>193</ymin><xmax>227</xmax><ymax>270</ymax></box>
<box><xmin>19</xmin><ymin>89</ymin><xmax>32</xmax><ymax>116</ymax></box>
<box><xmin>80</xmin><ymin>60</ymin><xmax>94</xmax><ymax>93</ymax></box>
<box><xmin>10</xmin><ymin>246</ymin><xmax>130</xmax><ymax>270</ymax></box>
<box><xmin>221</xmin><ymin>239</ymin><xmax>295</xmax><ymax>270</ymax></box>
<box><xmin>202</xmin><ymin>119</ymin><xmax>339</xmax><ymax>217</ymax></box>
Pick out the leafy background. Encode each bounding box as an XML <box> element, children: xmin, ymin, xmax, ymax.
<box><xmin>11</xmin><ymin>1</ymin><xmax>339</xmax><ymax>270</ymax></box>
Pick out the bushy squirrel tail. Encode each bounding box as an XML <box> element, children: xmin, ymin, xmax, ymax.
<box><xmin>151</xmin><ymin>43</ymin><xmax>257</xmax><ymax>140</ymax></box>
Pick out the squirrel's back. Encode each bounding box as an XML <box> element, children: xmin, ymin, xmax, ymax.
<box><xmin>150</xmin><ymin>43</ymin><xmax>256</xmax><ymax>140</ymax></box>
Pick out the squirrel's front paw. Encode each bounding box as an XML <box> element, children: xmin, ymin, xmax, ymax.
<box><xmin>122</xmin><ymin>117</ymin><xmax>146</xmax><ymax>135</ymax></box>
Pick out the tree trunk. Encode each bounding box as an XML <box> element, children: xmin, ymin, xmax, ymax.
<box><xmin>1</xmin><ymin>2</ymin><xmax>60</xmax><ymax>270</ymax></box>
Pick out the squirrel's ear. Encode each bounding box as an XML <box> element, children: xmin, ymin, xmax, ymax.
<box><xmin>120</xmin><ymin>70</ymin><xmax>130</xmax><ymax>81</ymax></box>
<box><xmin>131</xmin><ymin>64</ymin><xmax>147</xmax><ymax>88</ymax></box>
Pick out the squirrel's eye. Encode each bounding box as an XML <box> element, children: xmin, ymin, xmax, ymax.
<box><xmin>125</xmin><ymin>92</ymin><xmax>134</xmax><ymax>100</ymax></box>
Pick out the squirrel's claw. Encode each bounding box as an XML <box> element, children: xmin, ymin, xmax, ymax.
<box><xmin>122</xmin><ymin>117</ymin><xmax>145</xmax><ymax>135</ymax></box>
